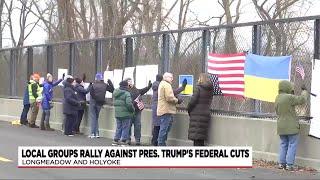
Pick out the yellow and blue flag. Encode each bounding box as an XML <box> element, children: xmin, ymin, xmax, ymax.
<box><xmin>244</xmin><ymin>53</ymin><xmax>292</xmax><ymax>102</ymax></box>
<box><xmin>179</xmin><ymin>75</ymin><xmax>194</xmax><ymax>95</ymax></box>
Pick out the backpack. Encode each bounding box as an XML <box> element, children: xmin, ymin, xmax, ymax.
<box><xmin>91</xmin><ymin>83</ymin><xmax>106</xmax><ymax>105</ymax></box>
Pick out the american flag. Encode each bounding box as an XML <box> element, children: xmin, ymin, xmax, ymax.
<box><xmin>209</xmin><ymin>74</ymin><xmax>223</xmax><ymax>95</ymax></box>
<box><xmin>207</xmin><ymin>53</ymin><xmax>245</xmax><ymax>98</ymax></box>
<box><xmin>296</xmin><ymin>61</ymin><xmax>305</xmax><ymax>80</ymax></box>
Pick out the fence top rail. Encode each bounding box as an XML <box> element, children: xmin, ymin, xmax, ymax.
<box><xmin>1</xmin><ymin>15</ymin><xmax>320</xmax><ymax>52</ymax></box>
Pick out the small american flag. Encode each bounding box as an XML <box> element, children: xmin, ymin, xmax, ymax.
<box><xmin>209</xmin><ymin>74</ymin><xmax>223</xmax><ymax>95</ymax></box>
<box><xmin>207</xmin><ymin>53</ymin><xmax>245</xmax><ymax>98</ymax></box>
<box><xmin>296</xmin><ymin>61</ymin><xmax>305</xmax><ymax>80</ymax></box>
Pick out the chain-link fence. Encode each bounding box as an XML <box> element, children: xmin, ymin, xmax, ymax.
<box><xmin>0</xmin><ymin>16</ymin><xmax>319</xmax><ymax>118</ymax></box>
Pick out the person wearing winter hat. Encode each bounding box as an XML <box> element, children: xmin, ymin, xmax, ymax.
<box><xmin>88</xmin><ymin>72</ymin><xmax>114</xmax><ymax>138</ymax></box>
<box><xmin>112</xmin><ymin>80</ymin><xmax>135</xmax><ymax>146</ymax></box>
<box><xmin>40</xmin><ymin>73</ymin><xmax>64</xmax><ymax>131</ymax></box>
<box><xmin>63</xmin><ymin>75</ymin><xmax>85</xmax><ymax>136</ymax></box>
<box><xmin>28</xmin><ymin>73</ymin><xmax>43</xmax><ymax>128</ymax></box>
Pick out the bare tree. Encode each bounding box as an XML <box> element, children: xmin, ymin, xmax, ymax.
<box><xmin>218</xmin><ymin>0</ymin><xmax>242</xmax><ymax>53</ymax></box>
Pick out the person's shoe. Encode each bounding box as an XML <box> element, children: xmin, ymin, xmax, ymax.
<box><xmin>88</xmin><ymin>134</ymin><xmax>95</xmax><ymax>138</ymax></box>
<box><xmin>278</xmin><ymin>164</ymin><xmax>286</xmax><ymax>169</ymax></box>
<box><xmin>67</xmin><ymin>134</ymin><xmax>74</xmax><ymax>137</ymax></box>
<box><xmin>29</xmin><ymin>123</ymin><xmax>39</xmax><ymax>128</ymax></box>
<box><xmin>285</xmin><ymin>164</ymin><xmax>296</xmax><ymax>171</ymax></box>
<box><xmin>112</xmin><ymin>140</ymin><xmax>119</xmax><ymax>146</ymax></box>
<box><xmin>119</xmin><ymin>141</ymin><xmax>130</xmax><ymax>147</ymax></box>
<box><xmin>135</xmin><ymin>142</ymin><xmax>141</xmax><ymax>146</ymax></box>
<box><xmin>95</xmin><ymin>134</ymin><xmax>100</xmax><ymax>138</ymax></box>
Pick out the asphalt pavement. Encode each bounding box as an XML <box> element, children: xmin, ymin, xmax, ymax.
<box><xmin>0</xmin><ymin>120</ymin><xmax>319</xmax><ymax>179</ymax></box>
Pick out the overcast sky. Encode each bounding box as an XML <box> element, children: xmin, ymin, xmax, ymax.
<box><xmin>2</xmin><ymin>0</ymin><xmax>319</xmax><ymax>48</ymax></box>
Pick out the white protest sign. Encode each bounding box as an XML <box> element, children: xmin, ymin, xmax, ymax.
<box><xmin>113</xmin><ymin>69</ymin><xmax>123</xmax><ymax>89</ymax></box>
<box><xmin>83</xmin><ymin>83</ymin><xmax>91</xmax><ymax>102</ymax></box>
<box><xmin>104</xmin><ymin>71</ymin><xmax>114</xmax><ymax>98</ymax></box>
<box><xmin>123</xmin><ymin>67</ymin><xmax>135</xmax><ymax>83</ymax></box>
<box><xmin>310</xmin><ymin>60</ymin><xmax>320</xmax><ymax>139</ymax></box>
<box><xmin>58</xmin><ymin>69</ymin><xmax>68</xmax><ymax>86</ymax></box>
<box><xmin>135</xmin><ymin>65</ymin><xmax>148</xmax><ymax>89</ymax></box>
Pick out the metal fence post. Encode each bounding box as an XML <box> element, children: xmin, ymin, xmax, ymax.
<box><xmin>46</xmin><ymin>45</ymin><xmax>53</xmax><ymax>74</ymax></box>
<box><xmin>252</xmin><ymin>24</ymin><xmax>262</xmax><ymax>113</ymax></box>
<box><xmin>95</xmin><ymin>40</ymin><xmax>102</xmax><ymax>73</ymax></box>
<box><xmin>201</xmin><ymin>30</ymin><xmax>211</xmax><ymax>73</ymax></box>
<box><xmin>125</xmin><ymin>37</ymin><xmax>133</xmax><ymax>67</ymax></box>
<box><xmin>161</xmin><ymin>33</ymin><xmax>170</xmax><ymax>73</ymax></box>
<box><xmin>69</xmin><ymin>43</ymin><xmax>75</xmax><ymax>75</ymax></box>
<box><xmin>314</xmin><ymin>19</ymin><xmax>320</xmax><ymax>60</ymax></box>
<box><xmin>9</xmin><ymin>49</ymin><xmax>17</xmax><ymax>96</ymax></box>
<box><xmin>27</xmin><ymin>47</ymin><xmax>33</xmax><ymax>80</ymax></box>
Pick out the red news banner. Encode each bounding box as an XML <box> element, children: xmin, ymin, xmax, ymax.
<box><xmin>18</xmin><ymin>146</ymin><xmax>252</xmax><ymax>168</ymax></box>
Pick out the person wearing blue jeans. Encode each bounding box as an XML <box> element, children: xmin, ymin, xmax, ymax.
<box><xmin>88</xmin><ymin>73</ymin><xmax>114</xmax><ymax>138</ymax></box>
<box><xmin>158</xmin><ymin>114</ymin><xmax>173</xmax><ymax>146</ymax></box>
<box><xmin>156</xmin><ymin>73</ymin><xmax>182</xmax><ymax>146</ymax></box>
<box><xmin>279</xmin><ymin>134</ymin><xmax>299</xmax><ymax>168</ymax></box>
<box><xmin>112</xmin><ymin>80</ymin><xmax>135</xmax><ymax>146</ymax></box>
<box><xmin>275</xmin><ymin>80</ymin><xmax>308</xmax><ymax>171</ymax></box>
<box><xmin>89</xmin><ymin>99</ymin><xmax>102</xmax><ymax>137</ymax></box>
<box><xmin>114</xmin><ymin>118</ymin><xmax>131</xmax><ymax>144</ymax></box>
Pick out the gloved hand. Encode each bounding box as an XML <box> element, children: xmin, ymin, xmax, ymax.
<box><xmin>89</xmin><ymin>82</ymin><xmax>93</xmax><ymax>86</ymax></box>
<box><xmin>177</xmin><ymin>96</ymin><xmax>183</xmax><ymax>104</ymax></box>
<box><xmin>62</xmin><ymin>73</ymin><xmax>65</xmax><ymax>80</ymax></box>
<box><xmin>107</xmin><ymin>79</ymin><xmax>112</xmax><ymax>85</ymax></box>
<box><xmin>301</xmin><ymin>84</ymin><xmax>307</xmax><ymax>91</ymax></box>
<box><xmin>148</xmin><ymin>80</ymin><xmax>152</xmax><ymax>88</ymax></box>
<box><xmin>182</xmin><ymin>79</ymin><xmax>187</xmax><ymax>88</ymax></box>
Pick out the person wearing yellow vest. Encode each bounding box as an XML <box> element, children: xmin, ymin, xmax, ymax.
<box><xmin>28</xmin><ymin>73</ymin><xmax>43</xmax><ymax>128</ymax></box>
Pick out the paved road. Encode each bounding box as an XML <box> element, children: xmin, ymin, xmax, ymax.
<box><xmin>0</xmin><ymin>120</ymin><xmax>319</xmax><ymax>179</ymax></box>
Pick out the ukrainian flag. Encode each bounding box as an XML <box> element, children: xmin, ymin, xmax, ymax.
<box><xmin>244</xmin><ymin>53</ymin><xmax>292</xmax><ymax>102</ymax></box>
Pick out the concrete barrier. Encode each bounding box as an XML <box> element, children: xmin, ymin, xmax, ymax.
<box><xmin>0</xmin><ymin>98</ymin><xmax>319</xmax><ymax>170</ymax></box>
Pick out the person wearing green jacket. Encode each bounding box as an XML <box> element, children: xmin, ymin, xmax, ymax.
<box><xmin>275</xmin><ymin>80</ymin><xmax>309</xmax><ymax>171</ymax></box>
<box><xmin>112</xmin><ymin>80</ymin><xmax>135</xmax><ymax>146</ymax></box>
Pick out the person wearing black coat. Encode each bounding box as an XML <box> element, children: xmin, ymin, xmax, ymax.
<box><xmin>63</xmin><ymin>76</ymin><xmax>84</xmax><ymax>136</ymax></box>
<box><xmin>124</xmin><ymin>78</ymin><xmax>152</xmax><ymax>145</ymax></box>
<box><xmin>73</xmin><ymin>75</ymin><xmax>90</xmax><ymax>134</ymax></box>
<box><xmin>187</xmin><ymin>73</ymin><xmax>214</xmax><ymax>146</ymax></box>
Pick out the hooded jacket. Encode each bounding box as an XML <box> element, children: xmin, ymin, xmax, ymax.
<box><xmin>41</xmin><ymin>79</ymin><xmax>62</xmax><ymax>110</ymax></box>
<box><xmin>90</xmin><ymin>80</ymin><xmax>114</xmax><ymax>105</ymax></box>
<box><xmin>74</xmin><ymin>83</ymin><xmax>90</xmax><ymax>110</ymax></box>
<box><xmin>113</xmin><ymin>88</ymin><xmax>135</xmax><ymax>119</ymax></box>
<box><xmin>275</xmin><ymin>80</ymin><xmax>308</xmax><ymax>135</ymax></box>
<box><xmin>187</xmin><ymin>81</ymin><xmax>214</xmax><ymax>140</ymax></box>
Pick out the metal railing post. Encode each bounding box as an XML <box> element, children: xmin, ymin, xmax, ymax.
<box><xmin>161</xmin><ymin>33</ymin><xmax>170</xmax><ymax>73</ymax></box>
<box><xmin>27</xmin><ymin>47</ymin><xmax>33</xmax><ymax>80</ymax></box>
<box><xmin>125</xmin><ymin>37</ymin><xmax>133</xmax><ymax>67</ymax></box>
<box><xmin>201</xmin><ymin>30</ymin><xmax>211</xmax><ymax>73</ymax></box>
<box><xmin>69</xmin><ymin>43</ymin><xmax>75</xmax><ymax>75</ymax></box>
<box><xmin>252</xmin><ymin>24</ymin><xmax>262</xmax><ymax>113</ymax></box>
<box><xmin>46</xmin><ymin>45</ymin><xmax>53</xmax><ymax>74</ymax></box>
<box><xmin>9</xmin><ymin>49</ymin><xmax>17</xmax><ymax>96</ymax></box>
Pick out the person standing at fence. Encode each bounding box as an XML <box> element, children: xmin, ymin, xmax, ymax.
<box><xmin>124</xmin><ymin>78</ymin><xmax>152</xmax><ymax>146</ymax></box>
<box><xmin>157</xmin><ymin>72</ymin><xmax>183</xmax><ymax>146</ymax></box>
<box><xmin>28</xmin><ymin>73</ymin><xmax>43</xmax><ymax>128</ymax></box>
<box><xmin>74</xmin><ymin>75</ymin><xmax>91</xmax><ymax>134</ymax></box>
<box><xmin>151</xmin><ymin>74</ymin><xmax>187</xmax><ymax>146</ymax></box>
<box><xmin>112</xmin><ymin>80</ymin><xmax>135</xmax><ymax>146</ymax></box>
<box><xmin>89</xmin><ymin>73</ymin><xmax>114</xmax><ymax>138</ymax></box>
<box><xmin>275</xmin><ymin>80</ymin><xmax>308</xmax><ymax>171</ymax></box>
<box><xmin>40</xmin><ymin>73</ymin><xmax>64</xmax><ymax>131</ymax></box>
<box><xmin>63</xmin><ymin>75</ymin><xmax>85</xmax><ymax>136</ymax></box>
<box><xmin>187</xmin><ymin>73</ymin><xmax>214</xmax><ymax>146</ymax></box>
<box><xmin>20</xmin><ymin>75</ymin><xmax>33</xmax><ymax>125</ymax></box>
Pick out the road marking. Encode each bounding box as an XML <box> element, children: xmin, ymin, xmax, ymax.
<box><xmin>0</xmin><ymin>156</ymin><xmax>12</xmax><ymax>162</ymax></box>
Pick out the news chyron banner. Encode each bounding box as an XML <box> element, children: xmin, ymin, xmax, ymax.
<box><xmin>18</xmin><ymin>146</ymin><xmax>252</xmax><ymax>168</ymax></box>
